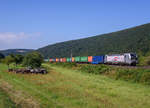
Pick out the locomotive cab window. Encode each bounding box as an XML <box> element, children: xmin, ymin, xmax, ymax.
<box><xmin>130</xmin><ymin>54</ymin><xmax>137</xmax><ymax>60</ymax></box>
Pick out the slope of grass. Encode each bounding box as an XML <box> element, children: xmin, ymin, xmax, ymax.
<box><xmin>51</xmin><ymin>62</ymin><xmax>150</xmax><ymax>85</ymax></box>
<box><xmin>0</xmin><ymin>88</ymin><xmax>19</xmax><ymax>108</ymax></box>
<box><xmin>0</xmin><ymin>63</ymin><xmax>150</xmax><ymax>108</ymax></box>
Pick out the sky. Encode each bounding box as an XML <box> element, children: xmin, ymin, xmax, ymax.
<box><xmin>0</xmin><ymin>0</ymin><xmax>149</xmax><ymax>50</ymax></box>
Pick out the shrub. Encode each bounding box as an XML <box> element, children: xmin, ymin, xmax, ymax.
<box><xmin>140</xmin><ymin>70</ymin><xmax>150</xmax><ymax>84</ymax></box>
<box><xmin>51</xmin><ymin>62</ymin><xmax>77</xmax><ymax>68</ymax></box>
<box><xmin>2</xmin><ymin>55</ymin><xmax>15</xmax><ymax>69</ymax></box>
<box><xmin>147</xmin><ymin>60</ymin><xmax>150</xmax><ymax>65</ymax></box>
<box><xmin>79</xmin><ymin>64</ymin><xmax>110</xmax><ymax>74</ymax></box>
<box><xmin>23</xmin><ymin>52</ymin><xmax>43</xmax><ymax>68</ymax></box>
<box><xmin>115</xmin><ymin>68</ymin><xmax>150</xmax><ymax>84</ymax></box>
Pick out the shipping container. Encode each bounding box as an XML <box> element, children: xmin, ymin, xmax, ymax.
<box><xmin>49</xmin><ymin>59</ymin><xmax>53</xmax><ymax>62</ymax></box>
<box><xmin>62</xmin><ymin>58</ymin><xmax>67</xmax><ymax>62</ymax></box>
<box><xmin>88</xmin><ymin>56</ymin><xmax>93</xmax><ymax>62</ymax></box>
<box><xmin>66</xmin><ymin>58</ymin><xmax>71</xmax><ymax>62</ymax></box>
<box><xmin>72</xmin><ymin>57</ymin><xmax>75</xmax><ymax>62</ymax></box>
<box><xmin>75</xmin><ymin>56</ymin><xmax>81</xmax><ymax>62</ymax></box>
<box><xmin>80</xmin><ymin>56</ymin><xmax>88</xmax><ymax>62</ymax></box>
<box><xmin>52</xmin><ymin>58</ymin><xmax>56</xmax><ymax>62</ymax></box>
<box><xmin>60</xmin><ymin>58</ymin><xmax>63</xmax><ymax>62</ymax></box>
<box><xmin>69</xmin><ymin>58</ymin><xmax>72</xmax><ymax>62</ymax></box>
<box><xmin>91</xmin><ymin>56</ymin><xmax>104</xmax><ymax>64</ymax></box>
<box><xmin>104</xmin><ymin>54</ymin><xmax>124</xmax><ymax>64</ymax></box>
<box><xmin>44</xmin><ymin>59</ymin><xmax>49</xmax><ymax>62</ymax></box>
<box><xmin>56</xmin><ymin>58</ymin><xmax>59</xmax><ymax>62</ymax></box>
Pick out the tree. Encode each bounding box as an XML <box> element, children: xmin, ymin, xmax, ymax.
<box><xmin>3</xmin><ymin>55</ymin><xmax>15</xmax><ymax>69</ymax></box>
<box><xmin>0</xmin><ymin>53</ymin><xmax>5</xmax><ymax>59</ymax></box>
<box><xmin>23</xmin><ymin>52</ymin><xmax>43</xmax><ymax>68</ymax></box>
<box><xmin>14</xmin><ymin>54</ymin><xmax>24</xmax><ymax>66</ymax></box>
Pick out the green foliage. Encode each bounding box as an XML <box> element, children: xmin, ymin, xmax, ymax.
<box><xmin>147</xmin><ymin>59</ymin><xmax>150</xmax><ymax>65</ymax></box>
<box><xmin>0</xmin><ymin>53</ymin><xmax>5</xmax><ymax>59</ymax></box>
<box><xmin>51</xmin><ymin>62</ymin><xmax>77</xmax><ymax>68</ymax></box>
<box><xmin>51</xmin><ymin>63</ymin><xmax>110</xmax><ymax>74</ymax></box>
<box><xmin>14</xmin><ymin>54</ymin><xmax>24</xmax><ymax>66</ymax></box>
<box><xmin>138</xmin><ymin>55</ymin><xmax>150</xmax><ymax>66</ymax></box>
<box><xmin>2</xmin><ymin>55</ymin><xmax>15</xmax><ymax>68</ymax></box>
<box><xmin>51</xmin><ymin>62</ymin><xmax>150</xmax><ymax>85</ymax></box>
<box><xmin>115</xmin><ymin>68</ymin><xmax>150</xmax><ymax>84</ymax></box>
<box><xmin>38</xmin><ymin>23</ymin><xmax>150</xmax><ymax>58</ymax></box>
<box><xmin>79</xmin><ymin>64</ymin><xmax>110</xmax><ymax>74</ymax></box>
<box><xmin>23</xmin><ymin>52</ymin><xmax>43</xmax><ymax>68</ymax></box>
<box><xmin>0</xmin><ymin>49</ymin><xmax>33</xmax><ymax>56</ymax></box>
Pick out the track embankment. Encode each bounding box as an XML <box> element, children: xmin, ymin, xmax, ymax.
<box><xmin>109</xmin><ymin>65</ymin><xmax>150</xmax><ymax>69</ymax></box>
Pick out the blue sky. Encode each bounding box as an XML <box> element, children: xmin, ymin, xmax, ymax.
<box><xmin>0</xmin><ymin>0</ymin><xmax>149</xmax><ymax>50</ymax></box>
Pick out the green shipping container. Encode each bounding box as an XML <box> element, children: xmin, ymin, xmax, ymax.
<box><xmin>80</xmin><ymin>56</ymin><xmax>88</xmax><ymax>62</ymax></box>
<box><xmin>75</xmin><ymin>56</ymin><xmax>81</xmax><ymax>62</ymax></box>
<box><xmin>66</xmin><ymin>58</ymin><xmax>71</xmax><ymax>62</ymax></box>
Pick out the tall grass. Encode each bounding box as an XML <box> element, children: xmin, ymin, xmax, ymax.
<box><xmin>0</xmin><ymin>88</ymin><xmax>19</xmax><ymax>108</ymax></box>
<box><xmin>115</xmin><ymin>68</ymin><xmax>150</xmax><ymax>84</ymax></box>
<box><xmin>50</xmin><ymin>62</ymin><xmax>150</xmax><ymax>85</ymax></box>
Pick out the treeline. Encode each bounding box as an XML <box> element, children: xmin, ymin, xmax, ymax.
<box><xmin>38</xmin><ymin>23</ymin><xmax>150</xmax><ymax>58</ymax></box>
<box><xmin>0</xmin><ymin>49</ymin><xmax>34</xmax><ymax>56</ymax></box>
<box><xmin>0</xmin><ymin>52</ymin><xmax>43</xmax><ymax>69</ymax></box>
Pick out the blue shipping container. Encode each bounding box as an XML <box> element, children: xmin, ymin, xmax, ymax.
<box><xmin>91</xmin><ymin>56</ymin><xmax>104</xmax><ymax>64</ymax></box>
<box><xmin>52</xmin><ymin>58</ymin><xmax>56</xmax><ymax>62</ymax></box>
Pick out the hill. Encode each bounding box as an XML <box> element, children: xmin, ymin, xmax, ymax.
<box><xmin>38</xmin><ymin>23</ymin><xmax>150</xmax><ymax>58</ymax></box>
<box><xmin>0</xmin><ymin>49</ymin><xmax>34</xmax><ymax>56</ymax></box>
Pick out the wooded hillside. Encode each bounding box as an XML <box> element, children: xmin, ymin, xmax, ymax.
<box><xmin>38</xmin><ymin>23</ymin><xmax>150</xmax><ymax>58</ymax></box>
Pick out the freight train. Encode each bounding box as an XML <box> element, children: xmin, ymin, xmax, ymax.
<box><xmin>47</xmin><ymin>53</ymin><xmax>138</xmax><ymax>66</ymax></box>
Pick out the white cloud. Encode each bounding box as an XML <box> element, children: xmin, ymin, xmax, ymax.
<box><xmin>0</xmin><ymin>32</ymin><xmax>41</xmax><ymax>44</ymax></box>
<box><xmin>0</xmin><ymin>32</ymin><xmax>42</xmax><ymax>50</ymax></box>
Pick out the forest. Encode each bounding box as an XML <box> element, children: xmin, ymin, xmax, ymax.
<box><xmin>38</xmin><ymin>23</ymin><xmax>150</xmax><ymax>58</ymax></box>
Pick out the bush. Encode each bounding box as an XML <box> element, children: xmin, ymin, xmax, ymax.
<box><xmin>79</xmin><ymin>64</ymin><xmax>110</xmax><ymax>74</ymax></box>
<box><xmin>2</xmin><ymin>55</ymin><xmax>15</xmax><ymax>69</ymax></box>
<box><xmin>51</xmin><ymin>62</ymin><xmax>77</xmax><ymax>68</ymax></box>
<box><xmin>140</xmin><ymin>71</ymin><xmax>150</xmax><ymax>84</ymax></box>
<box><xmin>23</xmin><ymin>52</ymin><xmax>43</xmax><ymax>68</ymax></box>
<box><xmin>115</xmin><ymin>68</ymin><xmax>150</xmax><ymax>84</ymax></box>
<box><xmin>0</xmin><ymin>53</ymin><xmax>5</xmax><ymax>59</ymax></box>
<box><xmin>147</xmin><ymin>60</ymin><xmax>150</xmax><ymax>65</ymax></box>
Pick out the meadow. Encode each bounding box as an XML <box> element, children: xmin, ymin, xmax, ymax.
<box><xmin>0</xmin><ymin>88</ymin><xmax>19</xmax><ymax>108</ymax></box>
<box><xmin>0</xmin><ymin>63</ymin><xmax>150</xmax><ymax>108</ymax></box>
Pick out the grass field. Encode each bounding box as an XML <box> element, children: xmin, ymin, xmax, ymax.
<box><xmin>0</xmin><ymin>88</ymin><xmax>19</xmax><ymax>108</ymax></box>
<box><xmin>0</xmin><ymin>63</ymin><xmax>150</xmax><ymax>108</ymax></box>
